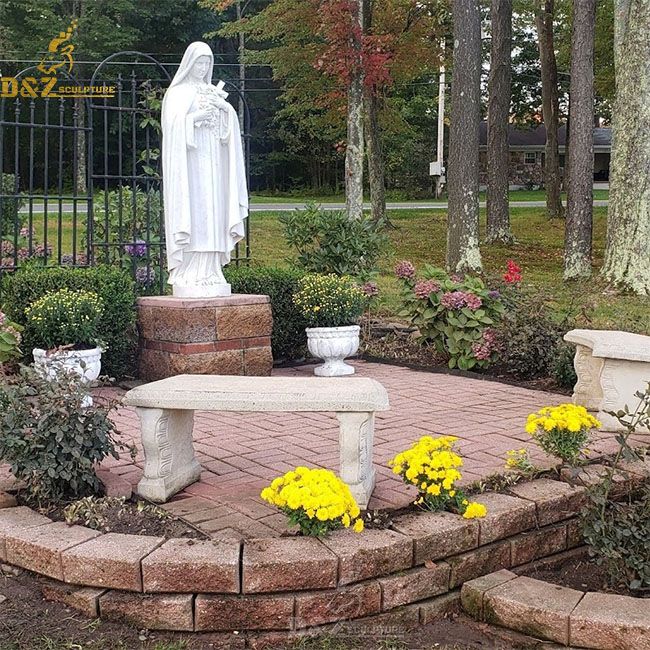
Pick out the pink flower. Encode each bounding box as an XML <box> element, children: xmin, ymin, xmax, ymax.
<box><xmin>503</xmin><ymin>260</ymin><xmax>522</xmax><ymax>284</ymax></box>
<box><xmin>361</xmin><ymin>281</ymin><xmax>379</xmax><ymax>297</ymax></box>
<box><xmin>394</xmin><ymin>260</ymin><xmax>416</xmax><ymax>280</ymax></box>
<box><xmin>413</xmin><ymin>279</ymin><xmax>440</xmax><ymax>299</ymax></box>
<box><xmin>440</xmin><ymin>291</ymin><xmax>467</xmax><ymax>309</ymax></box>
<box><xmin>465</xmin><ymin>293</ymin><xmax>483</xmax><ymax>310</ymax></box>
<box><xmin>0</xmin><ymin>311</ymin><xmax>5</xmax><ymax>325</ymax></box>
<box><xmin>472</xmin><ymin>328</ymin><xmax>499</xmax><ymax>361</ymax></box>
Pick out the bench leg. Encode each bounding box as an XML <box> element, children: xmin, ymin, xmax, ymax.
<box><xmin>336</xmin><ymin>411</ymin><xmax>375</xmax><ymax>509</ymax></box>
<box><xmin>135</xmin><ymin>407</ymin><xmax>202</xmax><ymax>503</ymax></box>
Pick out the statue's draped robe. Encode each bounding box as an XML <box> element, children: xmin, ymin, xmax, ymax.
<box><xmin>161</xmin><ymin>42</ymin><xmax>247</xmax><ymax>289</ymax></box>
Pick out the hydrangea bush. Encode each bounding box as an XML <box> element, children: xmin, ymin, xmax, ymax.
<box><xmin>389</xmin><ymin>435</ymin><xmax>487</xmax><ymax>519</ymax></box>
<box><xmin>261</xmin><ymin>467</ymin><xmax>364</xmax><ymax>537</ymax></box>
<box><xmin>0</xmin><ymin>310</ymin><xmax>23</xmax><ymax>364</ymax></box>
<box><xmin>395</xmin><ymin>262</ymin><xmax>505</xmax><ymax>370</ymax></box>
<box><xmin>25</xmin><ymin>288</ymin><xmax>104</xmax><ymax>351</ymax></box>
<box><xmin>293</xmin><ymin>273</ymin><xmax>365</xmax><ymax>328</ymax></box>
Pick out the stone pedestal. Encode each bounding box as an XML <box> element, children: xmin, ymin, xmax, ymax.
<box><xmin>137</xmin><ymin>295</ymin><xmax>273</xmax><ymax>381</ymax></box>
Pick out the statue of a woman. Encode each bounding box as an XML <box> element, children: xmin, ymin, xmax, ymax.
<box><xmin>162</xmin><ymin>42</ymin><xmax>248</xmax><ymax>298</ymax></box>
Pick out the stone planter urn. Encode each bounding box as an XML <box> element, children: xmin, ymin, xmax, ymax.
<box><xmin>33</xmin><ymin>346</ymin><xmax>102</xmax><ymax>405</ymax></box>
<box><xmin>306</xmin><ymin>325</ymin><xmax>360</xmax><ymax>377</ymax></box>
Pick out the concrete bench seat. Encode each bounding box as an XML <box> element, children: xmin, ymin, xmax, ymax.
<box><xmin>123</xmin><ymin>375</ymin><xmax>390</xmax><ymax>507</ymax></box>
<box><xmin>564</xmin><ymin>329</ymin><xmax>650</xmax><ymax>431</ymax></box>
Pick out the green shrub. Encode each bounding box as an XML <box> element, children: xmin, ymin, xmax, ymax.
<box><xmin>293</xmin><ymin>274</ymin><xmax>365</xmax><ymax>328</ymax></box>
<box><xmin>0</xmin><ymin>265</ymin><xmax>137</xmax><ymax>378</ymax></box>
<box><xmin>498</xmin><ymin>292</ymin><xmax>565</xmax><ymax>379</ymax></box>
<box><xmin>25</xmin><ymin>288</ymin><xmax>104</xmax><ymax>350</ymax></box>
<box><xmin>0</xmin><ymin>310</ymin><xmax>23</xmax><ymax>364</ymax></box>
<box><xmin>0</xmin><ymin>365</ymin><xmax>123</xmax><ymax>504</ymax></box>
<box><xmin>396</xmin><ymin>262</ymin><xmax>505</xmax><ymax>370</ymax></box>
<box><xmin>279</xmin><ymin>202</ymin><xmax>390</xmax><ymax>278</ymax></box>
<box><xmin>224</xmin><ymin>265</ymin><xmax>308</xmax><ymax>362</ymax></box>
<box><xmin>0</xmin><ymin>173</ymin><xmax>25</xmax><ymax>237</ymax></box>
<box><xmin>553</xmin><ymin>341</ymin><xmax>578</xmax><ymax>390</ymax></box>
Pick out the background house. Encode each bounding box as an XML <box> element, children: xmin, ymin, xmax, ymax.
<box><xmin>478</xmin><ymin>123</ymin><xmax>612</xmax><ymax>188</ymax></box>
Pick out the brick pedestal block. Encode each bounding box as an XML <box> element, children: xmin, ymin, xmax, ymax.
<box><xmin>137</xmin><ymin>295</ymin><xmax>273</xmax><ymax>381</ymax></box>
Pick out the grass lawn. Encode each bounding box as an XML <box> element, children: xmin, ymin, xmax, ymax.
<box><xmin>249</xmin><ymin>189</ymin><xmax>610</xmax><ymax>204</ymax></box>
<box><xmin>15</xmin><ymin>204</ymin><xmax>647</xmax><ymax>334</ymax></box>
<box><xmin>250</xmin><ymin>206</ymin><xmax>649</xmax><ymax>334</ymax></box>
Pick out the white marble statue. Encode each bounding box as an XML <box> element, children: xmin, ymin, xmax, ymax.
<box><xmin>162</xmin><ymin>42</ymin><xmax>248</xmax><ymax>298</ymax></box>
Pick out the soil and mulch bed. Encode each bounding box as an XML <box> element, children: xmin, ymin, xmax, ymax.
<box><xmin>521</xmin><ymin>548</ymin><xmax>650</xmax><ymax>599</ymax></box>
<box><xmin>0</xmin><ymin>567</ymin><xmax>565</xmax><ymax>650</ymax></box>
<box><xmin>357</xmin><ymin>318</ymin><xmax>571</xmax><ymax>396</ymax></box>
<box><xmin>15</xmin><ymin>494</ymin><xmax>207</xmax><ymax>540</ymax></box>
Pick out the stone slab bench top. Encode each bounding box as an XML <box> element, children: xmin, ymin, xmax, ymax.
<box><xmin>564</xmin><ymin>328</ymin><xmax>650</xmax><ymax>363</ymax></box>
<box><xmin>123</xmin><ymin>374</ymin><xmax>390</xmax><ymax>412</ymax></box>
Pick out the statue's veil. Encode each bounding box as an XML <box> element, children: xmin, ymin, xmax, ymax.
<box><xmin>169</xmin><ymin>41</ymin><xmax>214</xmax><ymax>89</ymax></box>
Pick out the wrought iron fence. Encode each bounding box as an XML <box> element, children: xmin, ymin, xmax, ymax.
<box><xmin>0</xmin><ymin>51</ymin><xmax>252</xmax><ymax>296</ymax></box>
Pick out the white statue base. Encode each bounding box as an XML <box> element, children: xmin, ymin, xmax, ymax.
<box><xmin>172</xmin><ymin>283</ymin><xmax>232</xmax><ymax>298</ymax></box>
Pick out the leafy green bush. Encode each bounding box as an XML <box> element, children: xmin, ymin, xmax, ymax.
<box><xmin>396</xmin><ymin>262</ymin><xmax>505</xmax><ymax>370</ymax></box>
<box><xmin>279</xmin><ymin>202</ymin><xmax>390</xmax><ymax>278</ymax></box>
<box><xmin>498</xmin><ymin>292</ymin><xmax>565</xmax><ymax>379</ymax></box>
<box><xmin>0</xmin><ymin>173</ymin><xmax>25</xmax><ymax>237</ymax></box>
<box><xmin>553</xmin><ymin>342</ymin><xmax>578</xmax><ymax>390</ymax></box>
<box><xmin>0</xmin><ymin>265</ymin><xmax>137</xmax><ymax>378</ymax></box>
<box><xmin>582</xmin><ymin>386</ymin><xmax>650</xmax><ymax>591</ymax></box>
<box><xmin>293</xmin><ymin>274</ymin><xmax>365</xmax><ymax>328</ymax></box>
<box><xmin>224</xmin><ymin>265</ymin><xmax>308</xmax><ymax>362</ymax></box>
<box><xmin>0</xmin><ymin>309</ymin><xmax>23</xmax><ymax>364</ymax></box>
<box><xmin>25</xmin><ymin>288</ymin><xmax>104</xmax><ymax>350</ymax></box>
<box><xmin>0</xmin><ymin>365</ymin><xmax>122</xmax><ymax>504</ymax></box>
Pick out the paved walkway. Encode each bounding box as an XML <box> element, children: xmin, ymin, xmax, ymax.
<box><xmin>96</xmin><ymin>360</ymin><xmax>629</xmax><ymax>540</ymax></box>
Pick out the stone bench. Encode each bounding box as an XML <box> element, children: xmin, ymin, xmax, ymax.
<box><xmin>564</xmin><ymin>329</ymin><xmax>650</xmax><ymax>431</ymax></box>
<box><xmin>123</xmin><ymin>375</ymin><xmax>390</xmax><ymax>508</ymax></box>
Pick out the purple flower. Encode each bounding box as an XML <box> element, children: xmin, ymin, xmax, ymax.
<box><xmin>19</xmin><ymin>227</ymin><xmax>30</xmax><ymax>238</ymax></box>
<box><xmin>61</xmin><ymin>253</ymin><xmax>88</xmax><ymax>266</ymax></box>
<box><xmin>465</xmin><ymin>293</ymin><xmax>483</xmax><ymax>310</ymax></box>
<box><xmin>361</xmin><ymin>281</ymin><xmax>379</xmax><ymax>297</ymax></box>
<box><xmin>0</xmin><ymin>311</ymin><xmax>5</xmax><ymax>325</ymax></box>
<box><xmin>135</xmin><ymin>266</ymin><xmax>156</xmax><ymax>287</ymax></box>
<box><xmin>451</xmin><ymin>273</ymin><xmax>464</xmax><ymax>283</ymax></box>
<box><xmin>440</xmin><ymin>291</ymin><xmax>467</xmax><ymax>309</ymax></box>
<box><xmin>0</xmin><ymin>241</ymin><xmax>14</xmax><ymax>256</ymax></box>
<box><xmin>124</xmin><ymin>239</ymin><xmax>147</xmax><ymax>257</ymax></box>
<box><xmin>472</xmin><ymin>328</ymin><xmax>499</xmax><ymax>361</ymax></box>
<box><xmin>394</xmin><ymin>260</ymin><xmax>416</xmax><ymax>280</ymax></box>
<box><xmin>413</xmin><ymin>279</ymin><xmax>440</xmax><ymax>300</ymax></box>
<box><xmin>487</xmin><ymin>290</ymin><xmax>500</xmax><ymax>300</ymax></box>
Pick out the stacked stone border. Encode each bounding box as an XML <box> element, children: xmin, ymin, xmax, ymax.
<box><xmin>0</xmin><ymin>458</ymin><xmax>648</xmax><ymax>642</ymax></box>
<box><xmin>462</xmin><ymin>568</ymin><xmax>650</xmax><ymax>649</ymax></box>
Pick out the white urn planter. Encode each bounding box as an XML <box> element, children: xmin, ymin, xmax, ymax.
<box><xmin>33</xmin><ymin>346</ymin><xmax>102</xmax><ymax>405</ymax></box>
<box><xmin>306</xmin><ymin>325</ymin><xmax>360</xmax><ymax>377</ymax></box>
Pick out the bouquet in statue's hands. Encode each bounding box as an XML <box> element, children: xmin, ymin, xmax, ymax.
<box><xmin>195</xmin><ymin>81</ymin><xmax>231</xmax><ymax>137</ymax></box>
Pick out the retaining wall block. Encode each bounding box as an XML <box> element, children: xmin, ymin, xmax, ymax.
<box><xmin>99</xmin><ymin>591</ymin><xmax>194</xmax><ymax>632</ymax></box>
<box><xmin>391</xmin><ymin>511</ymin><xmax>479</xmax><ymax>566</ymax></box>
<box><xmin>510</xmin><ymin>523</ymin><xmax>568</xmax><ymax>566</ymax></box>
<box><xmin>507</xmin><ymin>478</ymin><xmax>588</xmax><ymax>527</ymax></box>
<box><xmin>379</xmin><ymin>562</ymin><xmax>451</xmax><ymax>610</ymax></box>
<box><xmin>243</xmin><ymin>537</ymin><xmax>338</xmax><ymax>593</ymax></box>
<box><xmin>320</xmin><ymin>528</ymin><xmax>413</xmax><ymax>586</ymax></box>
<box><xmin>142</xmin><ymin>538</ymin><xmax>240</xmax><ymax>594</ymax></box>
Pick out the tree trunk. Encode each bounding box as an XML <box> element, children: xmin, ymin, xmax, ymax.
<box><xmin>236</xmin><ymin>0</ymin><xmax>246</xmax><ymax>133</ymax></box>
<box><xmin>362</xmin><ymin>0</ymin><xmax>386</xmax><ymax>224</ymax></box>
<box><xmin>536</xmin><ymin>0</ymin><xmax>564</xmax><ymax>218</ymax></box>
<box><xmin>486</xmin><ymin>0</ymin><xmax>514</xmax><ymax>244</ymax></box>
<box><xmin>345</xmin><ymin>0</ymin><xmax>365</xmax><ymax>220</ymax></box>
<box><xmin>564</xmin><ymin>0</ymin><xmax>595</xmax><ymax>280</ymax></box>
<box><xmin>602</xmin><ymin>0</ymin><xmax>650</xmax><ymax>295</ymax></box>
<box><xmin>447</xmin><ymin>0</ymin><xmax>482</xmax><ymax>272</ymax></box>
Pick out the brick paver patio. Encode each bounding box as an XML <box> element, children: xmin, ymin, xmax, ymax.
<box><xmin>93</xmin><ymin>360</ymin><xmax>632</xmax><ymax>540</ymax></box>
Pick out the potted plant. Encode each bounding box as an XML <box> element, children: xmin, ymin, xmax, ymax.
<box><xmin>25</xmin><ymin>288</ymin><xmax>105</xmax><ymax>394</ymax></box>
<box><xmin>293</xmin><ymin>274</ymin><xmax>365</xmax><ymax>376</ymax></box>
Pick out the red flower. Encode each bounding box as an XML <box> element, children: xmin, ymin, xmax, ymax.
<box><xmin>503</xmin><ymin>260</ymin><xmax>522</xmax><ymax>284</ymax></box>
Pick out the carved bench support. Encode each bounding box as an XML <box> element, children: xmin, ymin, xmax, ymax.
<box><xmin>136</xmin><ymin>407</ymin><xmax>202</xmax><ymax>502</ymax></box>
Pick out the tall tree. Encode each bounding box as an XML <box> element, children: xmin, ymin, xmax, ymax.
<box><xmin>486</xmin><ymin>0</ymin><xmax>514</xmax><ymax>244</ymax></box>
<box><xmin>564</xmin><ymin>0</ymin><xmax>595</xmax><ymax>280</ymax></box>
<box><xmin>535</xmin><ymin>0</ymin><xmax>564</xmax><ymax>218</ymax></box>
<box><xmin>446</xmin><ymin>0</ymin><xmax>482</xmax><ymax>272</ymax></box>
<box><xmin>363</xmin><ymin>0</ymin><xmax>386</xmax><ymax>223</ymax></box>
<box><xmin>602</xmin><ymin>0</ymin><xmax>650</xmax><ymax>295</ymax></box>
